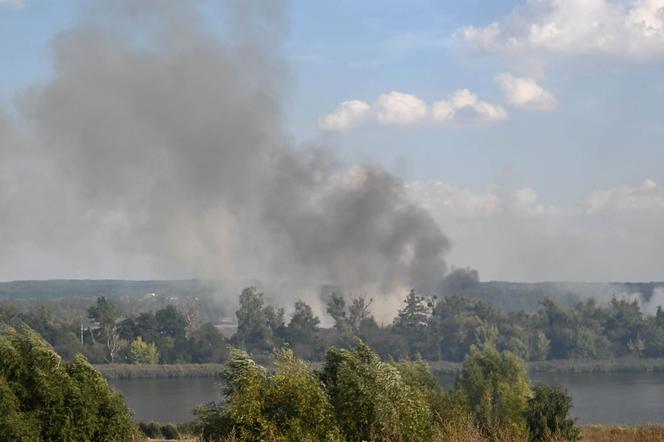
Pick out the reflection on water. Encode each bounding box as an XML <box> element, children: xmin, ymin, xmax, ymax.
<box><xmin>110</xmin><ymin>371</ymin><xmax>664</xmax><ymax>424</ymax></box>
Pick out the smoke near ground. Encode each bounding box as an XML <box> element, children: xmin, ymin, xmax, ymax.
<box><xmin>0</xmin><ymin>1</ymin><xmax>450</xmax><ymax>299</ymax></box>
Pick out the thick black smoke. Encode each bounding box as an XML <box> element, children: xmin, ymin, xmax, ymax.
<box><xmin>3</xmin><ymin>0</ymin><xmax>450</xmax><ymax>295</ymax></box>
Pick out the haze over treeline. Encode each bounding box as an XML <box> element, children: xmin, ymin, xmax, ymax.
<box><xmin>0</xmin><ymin>0</ymin><xmax>449</xmax><ymax>299</ymax></box>
<box><xmin>1</xmin><ymin>0</ymin><xmax>663</xmax><ymax>293</ymax></box>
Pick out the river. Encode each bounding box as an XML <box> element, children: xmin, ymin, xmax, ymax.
<box><xmin>109</xmin><ymin>371</ymin><xmax>664</xmax><ymax>424</ymax></box>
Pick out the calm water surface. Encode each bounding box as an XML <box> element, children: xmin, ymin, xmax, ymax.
<box><xmin>110</xmin><ymin>372</ymin><xmax>664</xmax><ymax>424</ymax></box>
<box><xmin>109</xmin><ymin>377</ymin><xmax>221</xmax><ymax>422</ymax></box>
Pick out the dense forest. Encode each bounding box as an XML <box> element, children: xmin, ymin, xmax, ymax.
<box><xmin>2</xmin><ymin>280</ymin><xmax>664</xmax><ymax>365</ymax></box>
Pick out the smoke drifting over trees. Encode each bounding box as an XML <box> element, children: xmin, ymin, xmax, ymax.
<box><xmin>0</xmin><ymin>1</ymin><xmax>449</xmax><ymax>295</ymax></box>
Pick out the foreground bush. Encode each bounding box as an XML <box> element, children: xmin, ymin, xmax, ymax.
<box><xmin>525</xmin><ymin>384</ymin><xmax>580</xmax><ymax>441</ymax></box>
<box><xmin>195</xmin><ymin>344</ymin><xmax>441</xmax><ymax>442</ymax></box>
<box><xmin>323</xmin><ymin>343</ymin><xmax>438</xmax><ymax>441</ymax></box>
<box><xmin>0</xmin><ymin>324</ymin><xmax>136</xmax><ymax>441</ymax></box>
<box><xmin>196</xmin><ymin>348</ymin><xmax>340</xmax><ymax>441</ymax></box>
<box><xmin>195</xmin><ymin>342</ymin><xmax>579</xmax><ymax>442</ymax></box>
<box><xmin>457</xmin><ymin>346</ymin><xmax>532</xmax><ymax>439</ymax></box>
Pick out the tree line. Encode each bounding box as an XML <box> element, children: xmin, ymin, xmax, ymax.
<box><xmin>3</xmin><ymin>285</ymin><xmax>664</xmax><ymax>365</ymax></box>
<box><xmin>0</xmin><ymin>298</ymin><xmax>228</xmax><ymax>364</ymax></box>
<box><xmin>234</xmin><ymin>287</ymin><xmax>664</xmax><ymax>363</ymax></box>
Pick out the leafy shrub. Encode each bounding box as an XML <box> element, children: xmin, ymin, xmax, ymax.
<box><xmin>457</xmin><ymin>346</ymin><xmax>531</xmax><ymax>439</ymax></box>
<box><xmin>193</xmin><ymin>342</ymin><xmax>580</xmax><ymax>442</ymax></box>
<box><xmin>129</xmin><ymin>336</ymin><xmax>160</xmax><ymax>364</ymax></box>
<box><xmin>138</xmin><ymin>421</ymin><xmax>188</xmax><ymax>439</ymax></box>
<box><xmin>525</xmin><ymin>383</ymin><xmax>580</xmax><ymax>441</ymax></box>
<box><xmin>392</xmin><ymin>357</ymin><xmax>446</xmax><ymax>418</ymax></box>
<box><xmin>161</xmin><ymin>423</ymin><xmax>180</xmax><ymax>439</ymax></box>
<box><xmin>321</xmin><ymin>342</ymin><xmax>435</xmax><ymax>442</ymax></box>
<box><xmin>195</xmin><ymin>348</ymin><xmax>340</xmax><ymax>441</ymax></box>
<box><xmin>0</xmin><ymin>323</ymin><xmax>136</xmax><ymax>441</ymax></box>
<box><xmin>138</xmin><ymin>421</ymin><xmax>162</xmax><ymax>438</ymax></box>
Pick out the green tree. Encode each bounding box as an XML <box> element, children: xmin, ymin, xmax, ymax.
<box><xmin>428</xmin><ymin>296</ymin><xmax>497</xmax><ymax>361</ymax></box>
<box><xmin>393</xmin><ymin>289</ymin><xmax>432</xmax><ymax>356</ymax></box>
<box><xmin>286</xmin><ymin>300</ymin><xmax>321</xmax><ymax>359</ymax></box>
<box><xmin>525</xmin><ymin>383</ymin><xmax>580</xmax><ymax>441</ymax></box>
<box><xmin>264</xmin><ymin>304</ymin><xmax>287</xmax><ymax>345</ymax></box>
<box><xmin>657</xmin><ymin>306</ymin><xmax>664</xmax><ymax>327</ymax></box>
<box><xmin>155</xmin><ymin>305</ymin><xmax>188</xmax><ymax>362</ymax></box>
<box><xmin>196</xmin><ymin>348</ymin><xmax>340</xmax><ymax>442</ymax></box>
<box><xmin>606</xmin><ymin>298</ymin><xmax>643</xmax><ymax>356</ymax></box>
<box><xmin>188</xmin><ymin>322</ymin><xmax>229</xmax><ymax>363</ymax></box>
<box><xmin>88</xmin><ymin>296</ymin><xmax>121</xmax><ymax>362</ymax></box>
<box><xmin>348</xmin><ymin>296</ymin><xmax>372</xmax><ymax>333</ymax></box>
<box><xmin>129</xmin><ymin>336</ymin><xmax>159</xmax><ymax>364</ymax></box>
<box><xmin>0</xmin><ymin>376</ymin><xmax>40</xmax><ymax>441</ymax></box>
<box><xmin>263</xmin><ymin>349</ymin><xmax>340</xmax><ymax>441</ymax></box>
<box><xmin>321</xmin><ymin>342</ymin><xmax>434</xmax><ymax>442</ymax></box>
<box><xmin>457</xmin><ymin>346</ymin><xmax>532</xmax><ymax>439</ymax></box>
<box><xmin>0</xmin><ymin>324</ymin><xmax>136</xmax><ymax>441</ymax></box>
<box><xmin>391</xmin><ymin>357</ymin><xmax>446</xmax><ymax>419</ymax></box>
<box><xmin>326</xmin><ymin>292</ymin><xmax>350</xmax><ymax>336</ymax></box>
<box><xmin>234</xmin><ymin>287</ymin><xmax>274</xmax><ymax>352</ymax></box>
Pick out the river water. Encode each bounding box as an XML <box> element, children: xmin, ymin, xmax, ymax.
<box><xmin>110</xmin><ymin>371</ymin><xmax>664</xmax><ymax>424</ymax></box>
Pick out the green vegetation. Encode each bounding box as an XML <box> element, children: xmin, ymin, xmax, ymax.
<box><xmin>457</xmin><ymin>347</ymin><xmax>532</xmax><ymax>437</ymax></box>
<box><xmin>0</xmin><ymin>297</ymin><xmax>230</xmax><ymax>365</ymax></box>
<box><xmin>0</xmin><ymin>314</ymin><xmax>584</xmax><ymax>441</ymax></box>
<box><xmin>4</xmin><ymin>281</ymin><xmax>664</xmax><ymax>371</ymax></box>
<box><xmin>94</xmin><ymin>363</ymin><xmax>226</xmax><ymax>379</ymax></box>
<box><xmin>138</xmin><ymin>421</ymin><xmax>200</xmax><ymax>440</ymax></box>
<box><xmin>193</xmin><ymin>342</ymin><xmax>578</xmax><ymax>442</ymax></box>
<box><xmin>525</xmin><ymin>384</ymin><xmax>580</xmax><ymax>441</ymax></box>
<box><xmin>129</xmin><ymin>336</ymin><xmax>160</xmax><ymax>364</ymax></box>
<box><xmin>230</xmin><ymin>286</ymin><xmax>664</xmax><ymax>370</ymax></box>
<box><xmin>0</xmin><ymin>323</ymin><xmax>136</xmax><ymax>441</ymax></box>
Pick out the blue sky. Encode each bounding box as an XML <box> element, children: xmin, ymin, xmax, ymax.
<box><xmin>3</xmin><ymin>0</ymin><xmax>663</xmax><ymax>204</ymax></box>
<box><xmin>1</xmin><ymin>0</ymin><xmax>664</xmax><ymax>282</ymax></box>
<box><xmin>282</xmin><ymin>0</ymin><xmax>664</xmax><ymax>204</ymax></box>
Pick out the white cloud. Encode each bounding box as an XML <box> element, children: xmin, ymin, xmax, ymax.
<box><xmin>585</xmin><ymin>178</ymin><xmax>664</xmax><ymax>213</ymax></box>
<box><xmin>319</xmin><ymin>89</ymin><xmax>508</xmax><ymax>131</ymax></box>
<box><xmin>374</xmin><ymin>91</ymin><xmax>429</xmax><ymax>125</ymax></box>
<box><xmin>317</xmin><ymin>100</ymin><xmax>371</xmax><ymax>131</ymax></box>
<box><xmin>496</xmin><ymin>73</ymin><xmax>559</xmax><ymax>110</ymax></box>
<box><xmin>462</xmin><ymin>0</ymin><xmax>664</xmax><ymax>63</ymax></box>
<box><xmin>407</xmin><ymin>178</ymin><xmax>664</xmax><ymax>282</ymax></box>
<box><xmin>432</xmin><ymin>89</ymin><xmax>509</xmax><ymax>123</ymax></box>
<box><xmin>454</xmin><ymin>89</ymin><xmax>509</xmax><ymax>122</ymax></box>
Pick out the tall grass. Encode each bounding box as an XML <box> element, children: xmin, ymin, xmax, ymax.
<box><xmin>97</xmin><ymin>357</ymin><xmax>664</xmax><ymax>380</ymax></box>
<box><xmin>95</xmin><ymin>363</ymin><xmax>225</xmax><ymax>379</ymax></box>
<box><xmin>429</xmin><ymin>358</ymin><xmax>664</xmax><ymax>376</ymax></box>
<box><xmin>581</xmin><ymin>425</ymin><xmax>664</xmax><ymax>442</ymax></box>
<box><xmin>527</xmin><ymin>358</ymin><xmax>664</xmax><ymax>374</ymax></box>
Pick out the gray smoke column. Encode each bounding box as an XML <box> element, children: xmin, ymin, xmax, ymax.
<box><xmin>10</xmin><ymin>0</ymin><xmax>450</xmax><ymax>294</ymax></box>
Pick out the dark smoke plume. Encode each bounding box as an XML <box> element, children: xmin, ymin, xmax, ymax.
<box><xmin>2</xmin><ymin>0</ymin><xmax>450</xmax><ymax>297</ymax></box>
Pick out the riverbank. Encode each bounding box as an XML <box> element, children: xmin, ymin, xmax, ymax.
<box><xmin>429</xmin><ymin>357</ymin><xmax>664</xmax><ymax>376</ymax></box>
<box><xmin>95</xmin><ymin>363</ymin><xmax>225</xmax><ymax>379</ymax></box>
<box><xmin>97</xmin><ymin>357</ymin><xmax>664</xmax><ymax>379</ymax></box>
